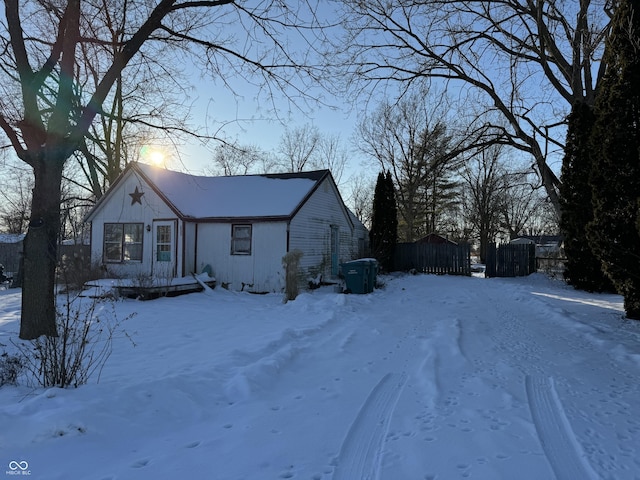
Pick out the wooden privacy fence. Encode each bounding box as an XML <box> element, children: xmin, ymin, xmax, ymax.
<box><xmin>394</xmin><ymin>242</ymin><xmax>471</xmax><ymax>276</ymax></box>
<box><xmin>485</xmin><ymin>243</ymin><xmax>536</xmax><ymax>277</ymax></box>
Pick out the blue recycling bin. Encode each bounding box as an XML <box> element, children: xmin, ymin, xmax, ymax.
<box><xmin>341</xmin><ymin>259</ymin><xmax>378</xmax><ymax>294</ymax></box>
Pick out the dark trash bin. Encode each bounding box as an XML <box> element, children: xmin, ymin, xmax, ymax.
<box><xmin>340</xmin><ymin>259</ymin><xmax>378</xmax><ymax>294</ymax></box>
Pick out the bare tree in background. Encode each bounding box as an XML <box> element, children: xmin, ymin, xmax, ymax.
<box><xmin>356</xmin><ymin>92</ymin><xmax>467</xmax><ymax>242</ymax></box>
<box><xmin>277</xmin><ymin>124</ymin><xmax>320</xmax><ymax>172</ymax></box>
<box><xmin>315</xmin><ymin>133</ymin><xmax>348</xmax><ymax>185</ymax></box>
<box><xmin>460</xmin><ymin>145</ymin><xmax>508</xmax><ymax>262</ymax></box>
<box><xmin>0</xmin><ymin>163</ymin><xmax>32</xmax><ymax>234</ymax></box>
<box><xmin>0</xmin><ymin>0</ymin><xmax>324</xmax><ymax>339</ymax></box>
<box><xmin>77</xmin><ymin>48</ymin><xmax>193</xmax><ymax>199</ymax></box>
<box><xmin>333</xmin><ymin>0</ymin><xmax>611</xmax><ymax>212</ymax></box>
<box><xmin>277</xmin><ymin>124</ymin><xmax>349</xmax><ymax>185</ymax></box>
<box><xmin>209</xmin><ymin>142</ymin><xmax>275</xmax><ymax>176</ymax></box>
<box><xmin>345</xmin><ymin>171</ymin><xmax>375</xmax><ymax>228</ymax></box>
<box><xmin>501</xmin><ymin>173</ymin><xmax>550</xmax><ymax>238</ymax></box>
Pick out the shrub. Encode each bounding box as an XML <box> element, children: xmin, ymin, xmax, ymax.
<box><xmin>57</xmin><ymin>252</ymin><xmax>106</xmax><ymax>291</ymax></box>
<box><xmin>0</xmin><ymin>352</ymin><xmax>23</xmax><ymax>387</ymax></box>
<box><xmin>14</xmin><ymin>294</ymin><xmax>135</xmax><ymax>388</ymax></box>
<box><xmin>282</xmin><ymin>250</ymin><xmax>303</xmax><ymax>302</ymax></box>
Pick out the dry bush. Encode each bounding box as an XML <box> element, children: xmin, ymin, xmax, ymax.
<box><xmin>282</xmin><ymin>250</ymin><xmax>303</xmax><ymax>302</ymax></box>
<box><xmin>14</xmin><ymin>294</ymin><xmax>135</xmax><ymax>388</ymax></box>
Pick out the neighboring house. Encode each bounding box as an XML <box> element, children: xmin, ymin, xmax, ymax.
<box><xmin>0</xmin><ymin>233</ymin><xmax>25</xmax><ymax>276</ymax></box>
<box><xmin>348</xmin><ymin>209</ymin><xmax>370</xmax><ymax>258</ymax></box>
<box><xmin>415</xmin><ymin>233</ymin><xmax>458</xmax><ymax>245</ymax></box>
<box><xmin>510</xmin><ymin>235</ymin><xmax>564</xmax><ymax>258</ymax></box>
<box><xmin>84</xmin><ymin>162</ymin><xmax>365</xmax><ymax>293</ymax></box>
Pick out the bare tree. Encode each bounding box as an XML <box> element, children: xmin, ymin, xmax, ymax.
<box><xmin>315</xmin><ymin>133</ymin><xmax>348</xmax><ymax>185</ymax></box>
<box><xmin>345</xmin><ymin>171</ymin><xmax>375</xmax><ymax>228</ymax></box>
<box><xmin>501</xmin><ymin>173</ymin><xmax>550</xmax><ymax>237</ymax></box>
<box><xmin>208</xmin><ymin>142</ymin><xmax>275</xmax><ymax>176</ymax></box>
<box><xmin>276</xmin><ymin>124</ymin><xmax>349</xmax><ymax>184</ymax></box>
<box><xmin>0</xmin><ymin>0</ymin><xmax>323</xmax><ymax>339</ymax></box>
<box><xmin>333</xmin><ymin>0</ymin><xmax>612</xmax><ymax>212</ymax></box>
<box><xmin>460</xmin><ymin>145</ymin><xmax>508</xmax><ymax>262</ymax></box>
<box><xmin>277</xmin><ymin>124</ymin><xmax>320</xmax><ymax>172</ymax></box>
<box><xmin>0</xmin><ymin>163</ymin><xmax>32</xmax><ymax>234</ymax></box>
<box><xmin>72</xmin><ymin>6</ymin><xmax>195</xmax><ymax>199</ymax></box>
<box><xmin>356</xmin><ymin>92</ymin><xmax>467</xmax><ymax>242</ymax></box>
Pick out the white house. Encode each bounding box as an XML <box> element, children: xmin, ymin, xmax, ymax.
<box><xmin>84</xmin><ymin>162</ymin><xmax>367</xmax><ymax>293</ymax></box>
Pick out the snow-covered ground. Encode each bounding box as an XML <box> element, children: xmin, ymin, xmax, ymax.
<box><xmin>1</xmin><ymin>273</ymin><xmax>640</xmax><ymax>480</ymax></box>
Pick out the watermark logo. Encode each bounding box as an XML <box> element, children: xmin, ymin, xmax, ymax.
<box><xmin>5</xmin><ymin>461</ymin><xmax>30</xmax><ymax>476</ymax></box>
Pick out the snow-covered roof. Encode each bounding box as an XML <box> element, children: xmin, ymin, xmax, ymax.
<box><xmin>133</xmin><ymin>163</ymin><xmax>325</xmax><ymax>219</ymax></box>
<box><xmin>84</xmin><ymin>162</ymin><xmax>333</xmax><ymax>222</ymax></box>
<box><xmin>0</xmin><ymin>233</ymin><xmax>25</xmax><ymax>244</ymax></box>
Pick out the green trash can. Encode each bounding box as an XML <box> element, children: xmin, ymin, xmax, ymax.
<box><xmin>367</xmin><ymin>258</ymin><xmax>379</xmax><ymax>289</ymax></box>
<box><xmin>341</xmin><ymin>259</ymin><xmax>377</xmax><ymax>294</ymax></box>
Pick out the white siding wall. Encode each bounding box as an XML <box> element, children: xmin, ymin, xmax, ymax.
<box><xmin>89</xmin><ymin>172</ymin><xmax>181</xmax><ymax>278</ymax></box>
<box><xmin>183</xmin><ymin>222</ymin><xmax>197</xmax><ymax>276</ymax></box>
<box><xmin>195</xmin><ymin>221</ymin><xmax>288</xmax><ymax>292</ymax></box>
<box><xmin>289</xmin><ymin>178</ymin><xmax>355</xmax><ymax>282</ymax></box>
<box><xmin>350</xmin><ymin>212</ymin><xmax>370</xmax><ymax>258</ymax></box>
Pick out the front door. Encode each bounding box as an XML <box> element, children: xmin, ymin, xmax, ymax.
<box><xmin>153</xmin><ymin>220</ymin><xmax>176</xmax><ymax>278</ymax></box>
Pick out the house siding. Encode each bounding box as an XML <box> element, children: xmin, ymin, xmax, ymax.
<box><xmin>184</xmin><ymin>221</ymin><xmax>197</xmax><ymax>276</ymax></box>
<box><xmin>289</xmin><ymin>178</ymin><xmax>355</xmax><ymax>282</ymax></box>
<box><xmin>195</xmin><ymin>221</ymin><xmax>288</xmax><ymax>292</ymax></box>
<box><xmin>85</xmin><ymin>165</ymin><xmax>367</xmax><ymax>294</ymax></box>
<box><xmin>88</xmin><ymin>172</ymin><xmax>182</xmax><ymax>279</ymax></box>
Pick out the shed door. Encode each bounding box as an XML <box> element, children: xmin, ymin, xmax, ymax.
<box><xmin>331</xmin><ymin>225</ymin><xmax>339</xmax><ymax>276</ymax></box>
<box><xmin>153</xmin><ymin>220</ymin><xmax>176</xmax><ymax>278</ymax></box>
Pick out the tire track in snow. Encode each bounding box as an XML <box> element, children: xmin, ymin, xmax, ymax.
<box><xmin>525</xmin><ymin>375</ymin><xmax>597</xmax><ymax>480</ymax></box>
<box><xmin>332</xmin><ymin>372</ymin><xmax>408</xmax><ymax>480</ymax></box>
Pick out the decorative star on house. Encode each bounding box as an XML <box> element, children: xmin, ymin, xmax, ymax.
<box><xmin>129</xmin><ymin>186</ymin><xmax>144</xmax><ymax>205</ymax></box>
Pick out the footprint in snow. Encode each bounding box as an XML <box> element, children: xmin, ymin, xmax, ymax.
<box><xmin>131</xmin><ymin>458</ymin><xmax>150</xmax><ymax>468</ymax></box>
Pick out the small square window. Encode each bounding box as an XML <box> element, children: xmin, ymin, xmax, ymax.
<box><xmin>103</xmin><ymin>223</ymin><xmax>143</xmax><ymax>263</ymax></box>
<box><xmin>231</xmin><ymin>224</ymin><xmax>252</xmax><ymax>255</ymax></box>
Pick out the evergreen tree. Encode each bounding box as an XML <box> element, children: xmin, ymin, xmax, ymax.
<box><xmin>385</xmin><ymin>170</ymin><xmax>399</xmax><ymax>266</ymax></box>
<box><xmin>559</xmin><ymin>101</ymin><xmax>614</xmax><ymax>292</ymax></box>
<box><xmin>370</xmin><ymin>170</ymin><xmax>398</xmax><ymax>271</ymax></box>
<box><xmin>588</xmin><ymin>0</ymin><xmax>640</xmax><ymax>319</ymax></box>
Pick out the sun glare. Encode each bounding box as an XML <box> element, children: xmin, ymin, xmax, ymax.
<box><xmin>150</xmin><ymin>150</ymin><xmax>165</xmax><ymax>166</ymax></box>
<box><xmin>141</xmin><ymin>145</ymin><xmax>166</xmax><ymax>166</ymax></box>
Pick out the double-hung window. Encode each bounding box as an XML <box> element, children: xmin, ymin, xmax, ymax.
<box><xmin>104</xmin><ymin>223</ymin><xmax>143</xmax><ymax>262</ymax></box>
<box><xmin>231</xmin><ymin>224</ymin><xmax>252</xmax><ymax>255</ymax></box>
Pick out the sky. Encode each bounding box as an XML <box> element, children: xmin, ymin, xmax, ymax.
<box><xmin>175</xmin><ymin>75</ymin><xmax>364</xmax><ymax>177</ymax></box>
<box><xmin>1</xmin><ymin>272</ymin><xmax>639</xmax><ymax>479</ymax></box>
<box><xmin>147</xmin><ymin>1</ymin><xmax>370</xmax><ymax>181</ymax></box>
<box><xmin>0</xmin><ymin>0</ymin><xmax>576</xmax><ymax>216</ymax></box>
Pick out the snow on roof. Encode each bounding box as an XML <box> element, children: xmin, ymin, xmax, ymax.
<box><xmin>0</xmin><ymin>233</ymin><xmax>25</xmax><ymax>244</ymax></box>
<box><xmin>135</xmin><ymin>163</ymin><xmax>322</xmax><ymax>219</ymax></box>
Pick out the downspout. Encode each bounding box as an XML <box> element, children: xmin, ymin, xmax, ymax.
<box><xmin>286</xmin><ymin>220</ymin><xmax>291</xmax><ymax>252</ymax></box>
<box><xmin>181</xmin><ymin>220</ymin><xmax>186</xmax><ymax>277</ymax></box>
<box><xmin>194</xmin><ymin>223</ymin><xmax>199</xmax><ymax>273</ymax></box>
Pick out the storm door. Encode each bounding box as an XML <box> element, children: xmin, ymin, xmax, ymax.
<box><xmin>153</xmin><ymin>220</ymin><xmax>176</xmax><ymax>278</ymax></box>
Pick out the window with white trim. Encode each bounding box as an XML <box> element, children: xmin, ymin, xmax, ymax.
<box><xmin>231</xmin><ymin>224</ymin><xmax>252</xmax><ymax>255</ymax></box>
<box><xmin>104</xmin><ymin>223</ymin><xmax>143</xmax><ymax>262</ymax></box>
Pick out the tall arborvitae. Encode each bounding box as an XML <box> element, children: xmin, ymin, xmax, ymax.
<box><xmin>588</xmin><ymin>0</ymin><xmax>640</xmax><ymax>319</ymax></box>
<box><xmin>384</xmin><ymin>169</ymin><xmax>398</xmax><ymax>268</ymax></box>
<box><xmin>559</xmin><ymin>101</ymin><xmax>614</xmax><ymax>292</ymax></box>
<box><xmin>370</xmin><ymin>170</ymin><xmax>398</xmax><ymax>271</ymax></box>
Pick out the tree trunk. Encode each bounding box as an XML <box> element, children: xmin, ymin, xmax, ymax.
<box><xmin>479</xmin><ymin>229</ymin><xmax>489</xmax><ymax>264</ymax></box>
<box><xmin>19</xmin><ymin>157</ymin><xmax>64</xmax><ymax>340</ymax></box>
